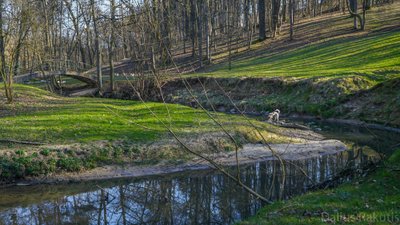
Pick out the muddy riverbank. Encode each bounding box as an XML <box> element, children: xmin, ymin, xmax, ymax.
<box><xmin>10</xmin><ymin>140</ymin><xmax>347</xmax><ymax>186</ymax></box>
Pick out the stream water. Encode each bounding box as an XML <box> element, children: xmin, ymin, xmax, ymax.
<box><xmin>0</xmin><ymin>121</ymin><xmax>398</xmax><ymax>225</ymax></box>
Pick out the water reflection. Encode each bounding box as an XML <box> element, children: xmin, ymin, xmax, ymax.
<box><xmin>0</xmin><ymin>148</ymin><xmax>377</xmax><ymax>225</ymax></box>
<box><xmin>298</xmin><ymin>119</ymin><xmax>400</xmax><ymax>155</ymax></box>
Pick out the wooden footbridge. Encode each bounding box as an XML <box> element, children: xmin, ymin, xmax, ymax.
<box><xmin>14</xmin><ymin>59</ymin><xmax>99</xmax><ymax>96</ymax></box>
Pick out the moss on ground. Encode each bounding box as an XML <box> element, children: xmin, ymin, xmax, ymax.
<box><xmin>240</xmin><ymin>149</ymin><xmax>400</xmax><ymax>224</ymax></box>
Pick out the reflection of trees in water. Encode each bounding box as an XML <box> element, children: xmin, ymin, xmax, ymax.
<box><xmin>0</xmin><ymin>149</ymin><xmax>375</xmax><ymax>225</ymax></box>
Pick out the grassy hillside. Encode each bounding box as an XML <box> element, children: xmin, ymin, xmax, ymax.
<box><xmin>159</xmin><ymin>75</ymin><xmax>400</xmax><ymax>126</ymax></box>
<box><xmin>144</xmin><ymin>3</ymin><xmax>400</xmax><ymax>127</ymax></box>
<box><xmin>201</xmin><ymin>3</ymin><xmax>400</xmax><ymax>79</ymax></box>
<box><xmin>0</xmin><ymin>85</ymin><xmax>299</xmax><ymax>181</ymax></box>
<box><xmin>204</xmin><ymin>31</ymin><xmax>399</xmax><ymax>79</ymax></box>
<box><xmin>0</xmin><ymin>85</ymin><xmax>298</xmax><ymax>144</ymax></box>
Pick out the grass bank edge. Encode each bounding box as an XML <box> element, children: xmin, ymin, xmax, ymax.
<box><xmin>240</xmin><ymin>148</ymin><xmax>400</xmax><ymax>225</ymax></box>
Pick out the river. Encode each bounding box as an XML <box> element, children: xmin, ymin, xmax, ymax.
<box><xmin>0</xmin><ymin>120</ymin><xmax>398</xmax><ymax>225</ymax></box>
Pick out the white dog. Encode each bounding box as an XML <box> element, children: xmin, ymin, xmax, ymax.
<box><xmin>267</xmin><ymin>109</ymin><xmax>280</xmax><ymax>122</ymax></box>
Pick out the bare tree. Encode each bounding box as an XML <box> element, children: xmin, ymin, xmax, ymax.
<box><xmin>1</xmin><ymin>0</ymin><xmax>31</xmax><ymax>103</ymax></box>
<box><xmin>347</xmin><ymin>0</ymin><xmax>370</xmax><ymax>30</ymax></box>
<box><xmin>108</xmin><ymin>0</ymin><xmax>116</xmax><ymax>92</ymax></box>
<box><xmin>90</xmin><ymin>0</ymin><xmax>102</xmax><ymax>89</ymax></box>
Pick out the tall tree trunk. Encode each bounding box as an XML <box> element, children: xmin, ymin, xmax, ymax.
<box><xmin>109</xmin><ymin>0</ymin><xmax>116</xmax><ymax>92</ymax></box>
<box><xmin>290</xmin><ymin>0</ymin><xmax>295</xmax><ymax>40</ymax></box>
<box><xmin>91</xmin><ymin>0</ymin><xmax>102</xmax><ymax>89</ymax></box>
<box><xmin>64</xmin><ymin>0</ymin><xmax>86</xmax><ymax>68</ymax></box>
<box><xmin>244</xmin><ymin>0</ymin><xmax>250</xmax><ymax>32</ymax></box>
<box><xmin>350</xmin><ymin>0</ymin><xmax>358</xmax><ymax>29</ymax></box>
<box><xmin>197</xmin><ymin>0</ymin><xmax>203</xmax><ymax>68</ymax></box>
<box><xmin>271</xmin><ymin>0</ymin><xmax>281</xmax><ymax>38</ymax></box>
<box><xmin>161</xmin><ymin>0</ymin><xmax>170</xmax><ymax>65</ymax></box>
<box><xmin>0</xmin><ymin>0</ymin><xmax>10</xmax><ymax>103</ymax></box>
<box><xmin>259</xmin><ymin>0</ymin><xmax>266</xmax><ymax>40</ymax></box>
<box><xmin>183</xmin><ymin>1</ymin><xmax>188</xmax><ymax>54</ymax></box>
<box><xmin>205</xmin><ymin>0</ymin><xmax>211</xmax><ymax>63</ymax></box>
<box><xmin>282</xmin><ymin>0</ymin><xmax>287</xmax><ymax>23</ymax></box>
<box><xmin>228</xmin><ymin>0</ymin><xmax>232</xmax><ymax>70</ymax></box>
<box><xmin>211</xmin><ymin>0</ymin><xmax>217</xmax><ymax>51</ymax></box>
<box><xmin>314</xmin><ymin>0</ymin><xmax>317</xmax><ymax>17</ymax></box>
<box><xmin>190</xmin><ymin>1</ymin><xmax>197</xmax><ymax>57</ymax></box>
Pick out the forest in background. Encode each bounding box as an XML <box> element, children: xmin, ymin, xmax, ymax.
<box><xmin>1</xmin><ymin>0</ymin><xmax>391</xmax><ymax>102</ymax></box>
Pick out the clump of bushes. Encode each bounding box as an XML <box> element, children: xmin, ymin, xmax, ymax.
<box><xmin>0</xmin><ymin>143</ymin><xmax>148</xmax><ymax>182</ymax></box>
<box><xmin>0</xmin><ymin>155</ymin><xmax>55</xmax><ymax>179</ymax></box>
<box><xmin>0</xmin><ymin>138</ymin><xmax>236</xmax><ymax>183</ymax></box>
<box><xmin>56</xmin><ymin>157</ymin><xmax>83</xmax><ymax>172</ymax></box>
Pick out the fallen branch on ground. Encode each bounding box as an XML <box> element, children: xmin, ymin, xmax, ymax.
<box><xmin>0</xmin><ymin>139</ymin><xmax>45</xmax><ymax>145</ymax></box>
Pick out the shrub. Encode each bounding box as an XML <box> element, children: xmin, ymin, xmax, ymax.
<box><xmin>40</xmin><ymin>149</ymin><xmax>51</xmax><ymax>156</ymax></box>
<box><xmin>15</xmin><ymin>150</ymin><xmax>25</xmax><ymax>156</ymax></box>
<box><xmin>57</xmin><ymin>157</ymin><xmax>83</xmax><ymax>172</ymax></box>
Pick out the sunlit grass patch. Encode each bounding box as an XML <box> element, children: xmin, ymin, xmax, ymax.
<box><xmin>200</xmin><ymin>31</ymin><xmax>400</xmax><ymax>79</ymax></box>
<box><xmin>0</xmin><ymin>85</ymin><xmax>286</xmax><ymax>145</ymax></box>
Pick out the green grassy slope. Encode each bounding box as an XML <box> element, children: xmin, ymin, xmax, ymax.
<box><xmin>159</xmin><ymin>3</ymin><xmax>399</xmax><ymax>127</ymax></box>
<box><xmin>203</xmin><ymin>30</ymin><xmax>400</xmax><ymax>79</ymax></box>
<box><xmin>0</xmin><ymin>85</ymin><xmax>301</xmax><ymax>181</ymax></box>
<box><xmin>0</xmin><ymin>85</ymin><xmax>286</xmax><ymax>144</ymax></box>
<box><xmin>200</xmin><ymin>4</ymin><xmax>400</xmax><ymax>79</ymax></box>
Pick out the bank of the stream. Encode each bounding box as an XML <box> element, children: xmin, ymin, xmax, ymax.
<box><xmin>0</xmin><ymin>84</ymin><xmax>337</xmax><ymax>185</ymax></box>
<box><xmin>108</xmin><ymin>74</ymin><xmax>400</xmax><ymax>128</ymax></box>
<box><xmin>0</xmin><ymin>118</ymin><xmax>397</xmax><ymax>224</ymax></box>
<box><xmin>0</xmin><ymin>151</ymin><xmax>373</xmax><ymax>224</ymax></box>
<box><xmin>239</xmin><ymin>119</ymin><xmax>400</xmax><ymax>224</ymax></box>
<box><xmin>103</xmin><ymin>5</ymin><xmax>400</xmax><ymax>128</ymax></box>
<box><xmin>241</xmin><ymin>148</ymin><xmax>400</xmax><ymax>224</ymax></box>
<box><xmin>15</xmin><ymin>140</ymin><xmax>346</xmax><ymax>186</ymax></box>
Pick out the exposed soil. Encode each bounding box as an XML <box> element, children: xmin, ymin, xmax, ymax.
<box><xmin>15</xmin><ymin>140</ymin><xmax>347</xmax><ymax>186</ymax></box>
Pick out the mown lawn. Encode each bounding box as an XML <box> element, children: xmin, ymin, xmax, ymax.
<box><xmin>0</xmin><ymin>85</ymin><xmax>297</xmax><ymax>180</ymax></box>
<box><xmin>202</xmin><ymin>30</ymin><xmax>400</xmax><ymax>79</ymax></box>
<box><xmin>198</xmin><ymin>2</ymin><xmax>400</xmax><ymax>80</ymax></box>
<box><xmin>0</xmin><ymin>85</ymin><xmax>285</xmax><ymax>144</ymax></box>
